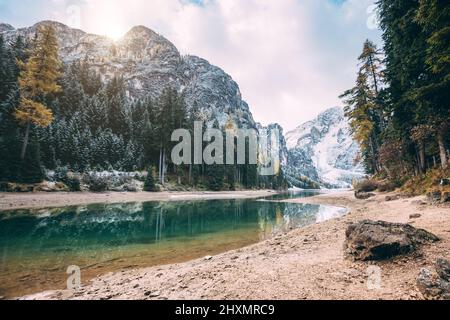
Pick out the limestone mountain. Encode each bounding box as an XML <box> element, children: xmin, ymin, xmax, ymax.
<box><xmin>285</xmin><ymin>107</ymin><xmax>365</xmax><ymax>188</ymax></box>
<box><xmin>1</xmin><ymin>21</ymin><xmax>255</xmax><ymax>129</ymax></box>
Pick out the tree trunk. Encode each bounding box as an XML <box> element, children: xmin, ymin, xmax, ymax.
<box><xmin>161</xmin><ymin>149</ymin><xmax>166</xmax><ymax>185</ymax></box>
<box><xmin>158</xmin><ymin>148</ymin><xmax>163</xmax><ymax>182</ymax></box>
<box><xmin>369</xmin><ymin>136</ymin><xmax>379</xmax><ymax>174</ymax></box>
<box><xmin>189</xmin><ymin>165</ymin><xmax>192</xmax><ymax>184</ymax></box>
<box><xmin>418</xmin><ymin>141</ymin><xmax>425</xmax><ymax>174</ymax></box>
<box><xmin>20</xmin><ymin>122</ymin><xmax>31</xmax><ymax>161</ymax></box>
<box><xmin>437</xmin><ymin>130</ymin><xmax>448</xmax><ymax>169</ymax></box>
<box><xmin>368</xmin><ymin>55</ymin><xmax>385</xmax><ymax>130</ymax></box>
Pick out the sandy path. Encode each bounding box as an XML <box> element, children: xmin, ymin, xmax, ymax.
<box><xmin>18</xmin><ymin>191</ymin><xmax>450</xmax><ymax>300</ymax></box>
<box><xmin>0</xmin><ymin>190</ymin><xmax>278</xmax><ymax>211</ymax></box>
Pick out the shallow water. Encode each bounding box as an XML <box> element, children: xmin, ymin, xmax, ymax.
<box><xmin>0</xmin><ymin>191</ymin><xmax>346</xmax><ymax>298</ymax></box>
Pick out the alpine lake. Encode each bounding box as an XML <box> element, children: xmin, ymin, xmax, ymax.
<box><xmin>0</xmin><ymin>190</ymin><xmax>346</xmax><ymax>298</ymax></box>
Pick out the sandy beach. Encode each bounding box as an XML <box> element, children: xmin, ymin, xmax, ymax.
<box><xmin>14</xmin><ymin>190</ymin><xmax>449</xmax><ymax>300</ymax></box>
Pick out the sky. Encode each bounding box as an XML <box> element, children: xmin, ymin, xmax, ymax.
<box><xmin>0</xmin><ymin>0</ymin><xmax>382</xmax><ymax>131</ymax></box>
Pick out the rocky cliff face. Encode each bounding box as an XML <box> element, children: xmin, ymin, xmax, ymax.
<box><xmin>1</xmin><ymin>21</ymin><xmax>255</xmax><ymax>129</ymax></box>
<box><xmin>256</xmin><ymin>123</ymin><xmax>289</xmax><ymax>175</ymax></box>
<box><xmin>285</xmin><ymin>107</ymin><xmax>365</xmax><ymax>188</ymax></box>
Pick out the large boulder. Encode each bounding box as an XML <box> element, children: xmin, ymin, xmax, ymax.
<box><xmin>345</xmin><ymin>220</ymin><xmax>439</xmax><ymax>261</ymax></box>
<box><xmin>416</xmin><ymin>258</ymin><xmax>450</xmax><ymax>300</ymax></box>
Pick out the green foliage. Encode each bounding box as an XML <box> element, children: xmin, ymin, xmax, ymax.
<box><xmin>206</xmin><ymin>165</ymin><xmax>224</xmax><ymax>191</ymax></box>
<box><xmin>87</xmin><ymin>174</ymin><xmax>109</xmax><ymax>192</ymax></box>
<box><xmin>340</xmin><ymin>40</ymin><xmax>384</xmax><ymax>174</ymax></box>
<box><xmin>144</xmin><ymin>167</ymin><xmax>156</xmax><ymax>192</ymax></box>
<box><xmin>343</xmin><ymin>0</ymin><xmax>450</xmax><ymax>188</ymax></box>
<box><xmin>18</xmin><ymin>137</ymin><xmax>45</xmax><ymax>183</ymax></box>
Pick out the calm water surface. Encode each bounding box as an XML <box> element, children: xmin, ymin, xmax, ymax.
<box><xmin>0</xmin><ymin>190</ymin><xmax>346</xmax><ymax>298</ymax></box>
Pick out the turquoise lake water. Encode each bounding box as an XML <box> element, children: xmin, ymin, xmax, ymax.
<box><xmin>0</xmin><ymin>190</ymin><xmax>346</xmax><ymax>298</ymax></box>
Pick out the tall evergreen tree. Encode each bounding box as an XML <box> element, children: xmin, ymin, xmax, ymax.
<box><xmin>415</xmin><ymin>0</ymin><xmax>450</xmax><ymax>169</ymax></box>
<box><xmin>15</xmin><ymin>25</ymin><xmax>62</xmax><ymax>161</ymax></box>
<box><xmin>340</xmin><ymin>41</ymin><xmax>384</xmax><ymax>175</ymax></box>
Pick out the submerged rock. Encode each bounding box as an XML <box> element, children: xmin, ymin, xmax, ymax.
<box><xmin>344</xmin><ymin>220</ymin><xmax>439</xmax><ymax>261</ymax></box>
<box><xmin>416</xmin><ymin>259</ymin><xmax>450</xmax><ymax>300</ymax></box>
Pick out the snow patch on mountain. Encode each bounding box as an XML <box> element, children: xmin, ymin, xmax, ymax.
<box><xmin>286</xmin><ymin>107</ymin><xmax>365</xmax><ymax>188</ymax></box>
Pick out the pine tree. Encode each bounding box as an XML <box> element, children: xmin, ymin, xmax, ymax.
<box><xmin>415</xmin><ymin>0</ymin><xmax>450</xmax><ymax>169</ymax></box>
<box><xmin>378</xmin><ymin>0</ymin><xmax>431</xmax><ymax>175</ymax></box>
<box><xmin>0</xmin><ymin>35</ymin><xmax>26</xmax><ymax>182</ymax></box>
<box><xmin>15</xmin><ymin>25</ymin><xmax>62</xmax><ymax>161</ymax></box>
<box><xmin>59</xmin><ymin>63</ymin><xmax>86</xmax><ymax>116</ymax></box>
<box><xmin>154</xmin><ymin>87</ymin><xmax>188</xmax><ymax>184</ymax></box>
<box><xmin>206</xmin><ymin>164</ymin><xmax>224</xmax><ymax>191</ymax></box>
<box><xmin>340</xmin><ymin>68</ymin><xmax>381</xmax><ymax>174</ymax></box>
<box><xmin>144</xmin><ymin>167</ymin><xmax>156</xmax><ymax>192</ymax></box>
<box><xmin>106</xmin><ymin>76</ymin><xmax>128</xmax><ymax>137</ymax></box>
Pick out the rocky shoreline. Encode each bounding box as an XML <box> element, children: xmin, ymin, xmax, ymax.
<box><xmin>17</xmin><ymin>191</ymin><xmax>450</xmax><ymax>300</ymax></box>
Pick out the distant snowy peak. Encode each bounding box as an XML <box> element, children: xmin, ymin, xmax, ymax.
<box><xmin>0</xmin><ymin>23</ymin><xmax>14</xmax><ymax>32</ymax></box>
<box><xmin>286</xmin><ymin>107</ymin><xmax>344</xmax><ymax>150</ymax></box>
<box><xmin>286</xmin><ymin>107</ymin><xmax>365</xmax><ymax>188</ymax></box>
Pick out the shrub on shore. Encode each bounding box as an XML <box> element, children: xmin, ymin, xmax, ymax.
<box><xmin>86</xmin><ymin>174</ymin><xmax>110</xmax><ymax>192</ymax></box>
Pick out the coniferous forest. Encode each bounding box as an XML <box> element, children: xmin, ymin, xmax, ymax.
<box><xmin>0</xmin><ymin>26</ymin><xmax>286</xmax><ymax>192</ymax></box>
<box><xmin>341</xmin><ymin>0</ymin><xmax>449</xmax><ymax>192</ymax></box>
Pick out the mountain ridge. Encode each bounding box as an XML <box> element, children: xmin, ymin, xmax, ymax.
<box><xmin>1</xmin><ymin>20</ymin><xmax>256</xmax><ymax>130</ymax></box>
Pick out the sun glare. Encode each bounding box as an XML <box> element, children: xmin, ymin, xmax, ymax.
<box><xmin>103</xmin><ymin>25</ymin><xmax>127</xmax><ymax>41</ymax></box>
<box><xmin>90</xmin><ymin>5</ymin><xmax>128</xmax><ymax>41</ymax></box>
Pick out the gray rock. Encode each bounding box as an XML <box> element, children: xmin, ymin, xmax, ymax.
<box><xmin>355</xmin><ymin>191</ymin><xmax>375</xmax><ymax>200</ymax></box>
<box><xmin>344</xmin><ymin>220</ymin><xmax>439</xmax><ymax>261</ymax></box>
<box><xmin>385</xmin><ymin>195</ymin><xmax>401</xmax><ymax>202</ymax></box>
<box><xmin>427</xmin><ymin>190</ymin><xmax>450</xmax><ymax>204</ymax></box>
<box><xmin>441</xmin><ymin>192</ymin><xmax>450</xmax><ymax>203</ymax></box>
<box><xmin>144</xmin><ymin>290</ymin><xmax>160</xmax><ymax>297</ymax></box>
<box><xmin>427</xmin><ymin>191</ymin><xmax>442</xmax><ymax>203</ymax></box>
<box><xmin>416</xmin><ymin>266</ymin><xmax>450</xmax><ymax>300</ymax></box>
<box><xmin>436</xmin><ymin>258</ymin><xmax>450</xmax><ymax>282</ymax></box>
